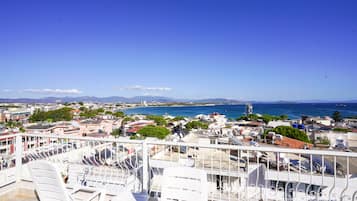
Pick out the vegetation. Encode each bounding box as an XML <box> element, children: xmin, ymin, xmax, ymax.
<box><xmin>137</xmin><ymin>125</ymin><xmax>170</xmax><ymax>139</ymax></box>
<box><xmin>111</xmin><ymin>128</ymin><xmax>122</xmax><ymax>137</ymax></box>
<box><xmin>265</xmin><ymin>126</ymin><xmax>310</xmax><ymax>143</ymax></box>
<box><xmin>333</xmin><ymin>128</ymin><xmax>351</xmax><ymax>133</ymax></box>
<box><xmin>172</xmin><ymin>116</ymin><xmax>186</xmax><ymax>121</ymax></box>
<box><xmin>185</xmin><ymin>121</ymin><xmax>208</xmax><ymax>130</ymax></box>
<box><xmin>79</xmin><ymin>108</ymin><xmax>105</xmax><ymax>118</ymax></box>
<box><xmin>319</xmin><ymin>137</ymin><xmax>330</xmax><ymax>145</ymax></box>
<box><xmin>105</xmin><ymin>111</ymin><xmax>113</xmax><ymax>115</ymax></box>
<box><xmin>332</xmin><ymin>111</ymin><xmax>342</xmax><ymax>122</ymax></box>
<box><xmin>146</xmin><ymin>115</ymin><xmax>167</xmax><ymax>126</ymax></box>
<box><xmin>29</xmin><ymin>107</ymin><xmax>73</xmax><ymax>122</ymax></box>
<box><xmin>78</xmin><ymin>102</ymin><xmax>84</xmax><ymax>106</ymax></box>
<box><xmin>237</xmin><ymin>114</ymin><xmax>288</xmax><ymax>123</ymax></box>
<box><xmin>5</xmin><ymin>120</ymin><xmax>23</xmax><ymax>128</ymax></box>
<box><xmin>0</xmin><ymin>105</ymin><xmax>21</xmax><ymax>108</ymax></box>
<box><xmin>113</xmin><ymin>111</ymin><xmax>125</xmax><ymax>118</ymax></box>
<box><xmin>122</xmin><ymin>116</ymin><xmax>134</xmax><ymax>124</ymax></box>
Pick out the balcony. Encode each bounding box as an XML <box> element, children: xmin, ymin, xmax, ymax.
<box><xmin>0</xmin><ymin>133</ymin><xmax>357</xmax><ymax>201</ymax></box>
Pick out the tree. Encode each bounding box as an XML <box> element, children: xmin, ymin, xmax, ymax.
<box><xmin>78</xmin><ymin>102</ymin><xmax>84</xmax><ymax>106</ymax></box>
<box><xmin>113</xmin><ymin>111</ymin><xmax>125</xmax><ymax>118</ymax></box>
<box><xmin>147</xmin><ymin>115</ymin><xmax>167</xmax><ymax>126</ymax></box>
<box><xmin>29</xmin><ymin>107</ymin><xmax>73</xmax><ymax>122</ymax></box>
<box><xmin>122</xmin><ymin>116</ymin><xmax>134</xmax><ymax>124</ymax></box>
<box><xmin>137</xmin><ymin>125</ymin><xmax>170</xmax><ymax>139</ymax></box>
<box><xmin>105</xmin><ymin>111</ymin><xmax>113</xmax><ymax>115</ymax></box>
<box><xmin>237</xmin><ymin>113</ymin><xmax>289</xmax><ymax>123</ymax></box>
<box><xmin>332</xmin><ymin>111</ymin><xmax>342</xmax><ymax>122</ymax></box>
<box><xmin>265</xmin><ymin>126</ymin><xmax>310</xmax><ymax>143</ymax></box>
<box><xmin>172</xmin><ymin>116</ymin><xmax>186</xmax><ymax>121</ymax></box>
<box><xmin>185</xmin><ymin>121</ymin><xmax>208</xmax><ymax>130</ymax></box>
<box><xmin>111</xmin><ymin>128</ymin><xmax>121</xmax><ymax>138</ymax></box>
<box><xmin>19</xmin><ymin>127</ymin><xmax>26</xmax><ymax>133</ymax></box>
<box><xmin>5</xmin><ymin>120</ymin><xmax>22</xmax><ymax>128</ymax></box>
<box><xmin>333</xmin><ymin>128</ymin><xmax>351</xmax><ymax>133</ymax></box>
<box><xmin>96</xmin><ymin>108</ymin><xmax>105</xmax><ymax>113</ymax></box>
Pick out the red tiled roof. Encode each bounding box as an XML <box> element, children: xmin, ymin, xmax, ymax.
<box><xmin>127</xmin><ymin>127</ymin><xmax>142</xmax><ymax>133</ymax></box>
<box><xmin>274</xmin><ymin>136</ymin><xmax>312</xmax><ymax>149</ymax></box>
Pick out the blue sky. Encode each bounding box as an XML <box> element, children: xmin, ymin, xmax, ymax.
<box><xmin>1</xmin><ymin>0</ymin><xmax>357</xmax><ymax>101</ymax></box>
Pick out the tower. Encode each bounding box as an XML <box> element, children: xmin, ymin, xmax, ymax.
<box><xmin>245</xmin><ymin>103</ymin><xmax>253</xmax><ymax>116</ymax></box>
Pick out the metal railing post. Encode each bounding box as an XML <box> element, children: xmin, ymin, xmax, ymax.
<box><xmin>15</xmin><ymin>134</ymin><xmax>23</xmax><ymax>183</ymax></box>
<box><xmin>142</xmin><ymin>141</ymin><xmax>149</xmax><ymax>192</ymax></box>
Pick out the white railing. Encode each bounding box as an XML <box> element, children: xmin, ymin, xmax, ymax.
<box><xmin>0</xmin><ymin>133</ymin><xmax>357</xmax><ymax>201</ymax></box>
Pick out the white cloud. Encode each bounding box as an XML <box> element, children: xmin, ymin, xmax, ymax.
<box><xmin>23</xmin><ymin>88</ymin><xmax>83</xmax><ymax>94</ymax></box>
<box><xmin>119</xmin><ymin>85</ymin><xmax>172</xmax><ymax>92</ymax></box>
<box><xmin>2</xmin><ymin>89</ymin><xmax>13</xmax><ymax>92</ymax></box>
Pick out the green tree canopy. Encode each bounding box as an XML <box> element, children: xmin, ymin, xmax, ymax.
<box><xmin>5</xmin><ymin>120</ymin><xmax>23</xmax><ymax>128</ymax></box>
<box><xmin>146</xmin><ymin>115</ymin><xmax>167</xmax><ymax>126</ymax></box>
<box><xmin>332</xmin><ymin>111</ymin><xmax>342</xmax><ymax>122</ymax></box>
<box><xmin>113</xmin><ymin>111</ymin><xmax>125</xmax><ymax>118</ymax></box>
<box><xmin>172</xmin><ymin>116</ymin><xmax>186</xmax><ymax>121</ymax></box>
<box><xmin>185</xmin><ymin>121</ymin><xmax>208</xmax><ymax>130</ymax></box>
<box><xmin>111</xmin><ymin>128</ymin><xmax>122</xmax><ymax>137</ymax></box>
<box><xmin>137</xmin><ymin>125</ymin><xmax>170</xmax><ymax>139</ymax></box>
<box><xmin>237</xmin><ymin>113</ymin><xmax>288</xmax><ymax>123</ymax></box>
<box><xmin>105</xmin><ymin>111</ymin><xmax>113</xmax><ymax>115</ymax></box>
<box><xmin>79</xmin><ymin>108</ymin><xmax>106</xmax><ymax>118</ymax></box>
<box><xmin>332</xmin><ymin>127</ymin><xmax>351</xmax><ymax>133</ymax></box>
<box><xmin>265</xmin><ymin>126</ymin><xmax>310</xmax><ymax>143</ymax></box>
<box><xmin>29</xmin><ymin>107</ymin><xmax>73</xmax><ymax>122</ymax></box>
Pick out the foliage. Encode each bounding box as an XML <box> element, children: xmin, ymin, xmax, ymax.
<box><xmin>146</xmin><ymin>115</ymin><xmax>167</xmax><ymax>126</ymax></box>
<box><xmin>113</xmin><ymin>111</ymin><xmax>125</xmax><ymax>118</ymax></box>
<box><xmin>265</xmin><ymin>126</ymin><xmax>310</xmax><ymax>143</ymax></box>
<box><xmin>332</xmin><ymin>111</ymin><xmax>342</xmax><ymax>122</ymax></box>
<box><xmin>346</xmin><ymin>116</ymin><xmax>357</xmax><ymax>119</ymax></box>
<box><xmin>78</xmin><ymin>102</ymin><xmax>84</xmax><ymax>106</ymax></box>
<box><xmin>237</xmin><ymin>113</ymin><xmax>288</xmax><ymax>123</ymax></box>
<box><xmin>320</xmin><ymin>137</ymin><xmax>330</xmax><ymax>145</ymax></box>
<box><xmin>333</xmin><ymin>127</ymin><xmax>351</xmax><ymax>133</ymax></box>
<box><xmin>29</xmin><ymin>107</ymin><xmax>73</xmax><ymax>122</ymax></box>
<box><xmin>96</xmin><ymin>108</ymin><xmax>105</xmax><ymax>113</ymax></box>
<box><xmin>185</xmin><ymin>121</ymin><xmax>208</xmax><ymax>130</ymax></box>
<box><xmin>19</xmin><ymin>127</ymin><xmax>26</xmax><ymax>133</ymax></box>
<box><xmin>122</xmin><ymin>116</ymin><xmax>134</xmax><ymax>123</ymax></box>
<box><xmin>5</xmin><ymin>120</ymin><xmax>23</xmax><ymax>128</ymax></box>
<box><xmin>111</xmin><ymin>128</ymin><xmax>121</xmax><ymax>137</ymax></box>
<box><xmin>105</xmin><ymin>111</ymin><xmax>113</xmax><ymax>115</ymax></box>
<box><xmin>79</xmin><ymin>107</ymin><xmax>86</xmax><ymax>111</ymax></box>
<box><xmin>172</xmin><ymin>116</ymin><xmax>186</xmax><ymax>121</ymax></box>
<box><xmin>79</xmin><ymin>108</ymin><xmax>105</xmax><ymax>118</ymax></box>
<box><xmin>137</xmin><ymin>125</ymin><xmax>170</xmax><ymax>139</ymax></box>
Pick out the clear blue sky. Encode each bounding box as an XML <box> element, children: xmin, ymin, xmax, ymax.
<box><xmin>1</xmin><ymin>0</ymin><xmax>357</xmax><ymax>101</ymax></box>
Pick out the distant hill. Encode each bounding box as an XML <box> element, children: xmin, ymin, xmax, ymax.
<box><xmin>0</xmin><ymin>96</ymin><xmax>245</xmax><ymax>104</ymax></box>
<box><xmin>0</xmin><ymin>96</ymin><xmax>356</xmax><ymax>104</ymax></box>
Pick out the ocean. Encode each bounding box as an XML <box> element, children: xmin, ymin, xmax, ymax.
<box><xmin>123</xmin><ymin>103</ymin><xmax>357</xmax><ymax>119</ymax></box>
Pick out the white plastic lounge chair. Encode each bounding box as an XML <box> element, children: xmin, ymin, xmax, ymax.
<box><xmin>28</xmin><ymin>160</ymin><xmax>105</xmax><ymax>201</ymax></box>
<box><xmin>161</xmin><ymin>167</ymin><xmax>208</xmax><ymax>201</ymax></box>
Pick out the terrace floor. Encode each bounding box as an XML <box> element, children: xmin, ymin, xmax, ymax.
<box><xmin>0</xmin><ymin>188</ymin><xmax>37</xmax><ymax>201</ymax></box>
<box><xmin>0</xmin><ymin>181</ymin><xmax>120</xmax><ymax>201</ymax></box>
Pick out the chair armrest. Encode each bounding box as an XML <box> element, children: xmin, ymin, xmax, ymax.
<box><xmin>68</xmin><ymin>186</ymin><xmax>106</xmax><ymax>201</ymax></box>
<box><xmin>86</xmin><ymin>189</ymin><xmax>106</xmax><ymax>201</ymax></box>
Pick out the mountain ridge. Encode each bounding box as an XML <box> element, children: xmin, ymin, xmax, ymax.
<box><xmin>0</xmin><ymin>96</ymin><xmax>356</xmax><ymax>104</ymax></box>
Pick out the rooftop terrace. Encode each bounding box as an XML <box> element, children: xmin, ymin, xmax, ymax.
<box><xmin>0</xmin><ymin>133</ymin><xmax>356</xmax><ymax>201</ymax></box>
